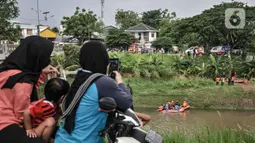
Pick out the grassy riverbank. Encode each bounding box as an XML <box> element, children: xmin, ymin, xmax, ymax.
<box><xmin>162</xmin><ymin>127</ymin><xmax>255</xmax><ymax>143</ymax></box>
<box><xmin>124</xmin><ymin>77</ymin><xmax>255</xmax><ymax>110</ymax></box>
<box><xmin>38</xmin><ymin>76</ymin><xmax>255</xmax><ymax>110</ymax></box>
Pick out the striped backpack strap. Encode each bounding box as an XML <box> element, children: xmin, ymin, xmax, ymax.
<box><xmin>61</xmin><ymin>73</ymin><xmax>104</xmax><ymax>120</ymax></box>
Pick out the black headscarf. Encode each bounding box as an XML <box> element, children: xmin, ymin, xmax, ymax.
<box><xmin>0</xmin><ymin>36</ymin><xmax>54</xmax><ymax>102</ymax></box>
<box><xmin>64</xmin><ymin>40</ymin><xmax>109</xmax><ymax>133</ymax></box>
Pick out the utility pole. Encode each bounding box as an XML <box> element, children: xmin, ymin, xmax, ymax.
<box><xmin>43</xmin><ymin>12</ymin><xmax>54</xmax><ymax>39</ymax></box>
<box><xmin>32</xmin><ymin>0</ymin><xmax>40</xmax><ymax>35</ymax></box>
<box><xmin>36</xmin><ymin>0</ymin><xmax>40</xmax><ymax>35</ymax></box>
<box><xmin>101</xmin><ymin>0</ymin><xmax>104</xmax><ymax>22</ymax></box>
<box><xmin>43</xmin><ymin>11</ymin><xmax>49</xmax><ymax>21</ymax></box>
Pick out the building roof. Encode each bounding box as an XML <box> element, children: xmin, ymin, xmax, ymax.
<box><xmin>104</xmin><ymin>25</ymin><xmax>117</xmax><ymax>30</ymax></box>
<box><xmin>125</xmin><ymin>23</ymin><xmax>157</xmax><ymax>32</ymax></box>
<box><xmin>13</xmin><ymin>22</ymin><xmax>48</xmax><ymax>30</ymax></box>
<box><xmin>40</xmin><ymin>28</ymin><xmax>57</xmax><ymax>38</ymax></box>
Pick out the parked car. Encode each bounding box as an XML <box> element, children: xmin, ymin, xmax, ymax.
<box><xmin>185</xmin><ymin>46</ymin><xmax>204</xmax><ymax>54</ymax></box>
<box><xmin>141</xmin><ymin>48</ymin><xmax>154</xmax><ymax>54</ymax></box>
<box><xmin>210</xmin><ymin>45</ymin><xmax>231</xmax><ymax>55</ymax></box>
<box><xmin>210</xmin><ymin>46</ymin><xmax>222</xmax><ymax>53</ymax></box>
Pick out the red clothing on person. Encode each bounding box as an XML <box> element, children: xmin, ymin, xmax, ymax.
<box><xmin>30</xmin><ymin>100</ymin><xmax>56</xmax><ymax>128</ymax></box>
<box><xmin>0</xmin><ymin>70</ymin><xmax>48</xmax><ymax>131</ymax></box>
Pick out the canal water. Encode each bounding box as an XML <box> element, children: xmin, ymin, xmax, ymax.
<box><xmin>136</xmin><ymin>108</ymin><xmax>255</xmax><ymax>132</ymax></box>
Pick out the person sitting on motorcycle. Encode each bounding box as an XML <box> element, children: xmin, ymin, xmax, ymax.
<box><xmin>54</xmin><ymin>41</ymin><xmax>132</xmax><ymax>143</ymax></box>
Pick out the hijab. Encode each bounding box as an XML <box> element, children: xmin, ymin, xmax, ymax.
<box><xmin>64</xmin><ymin>40</ymin><xmax>109</xmax><ymax>133</ymax></box>
<box><xmin>0</xmin><ymin>36</ymin><xmax>54</xmax><ymax>102</ymax></box>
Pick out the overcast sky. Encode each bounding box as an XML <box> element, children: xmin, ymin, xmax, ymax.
<box><xmin>15</xmin><ymin>0</ymin><xmax>254</xmax><ymax>28</ymax></box>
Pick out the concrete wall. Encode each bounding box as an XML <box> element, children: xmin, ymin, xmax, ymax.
<box><xmin>131</xmin><ymin>31</ymin><xmax>157</xmax><ymax>43</ymax></box>
<box><xmin>149</xmin><ymin>32</ymin><xmax>157</xmax><ymax>42</ymax></box>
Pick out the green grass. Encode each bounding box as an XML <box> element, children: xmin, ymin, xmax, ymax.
<box><xmin>162</xmin><ymin>127</ymin><xmax>255</xmax><ymax>143</ymax></box>
<box><xmin>38</xmin><ymin>77</ymin><xmax>255</xmax><ymax>110</ymax></box>
<box><xmin>104</xmin><ymin>127</ymin><xmax>255</xmax><ymax>143</ymax></box>
<box><xmin>124</xmin><ymin>77</ymin><xmax>255</xmax><ymax>110</ymax></box>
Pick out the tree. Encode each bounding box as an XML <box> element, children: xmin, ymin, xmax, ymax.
<box><xmin>152</xmin><ymin>37</ymin><xmax>173</xmax><ymax>52</ymax></box>
<box><xmin>159</xmin><ymin>19</ymin><xmax>193</xmax><ymax>49</ymax></box>
<box><xmin>105</xmin><ymin>29</ymin><xmax>135</xmax><ymax>49</ymax></box>
<box><xmin>184</xmin><ymin>2</ymin><xmax>255</xmax><ymax>51</ymax></box>
<box><xmin>61</xmin><ymin>7</ymin><xmax>104</xmax><ymax>44</ymax></box>
<box><xmin>115</xmin><ymin>9</ymin><xmax>141</xmax><ymax>30</ymax></box>
<box><xmin>142</xmin><ymin>9</ymin><xmax>175</xmax><ymax>29</ymax></box>
<box><xmin>157</xmin><ymin>2</ymin><xmax>255</xmax><ymax>53</ymax></box>
<box><xmin>0</xmin><ymin>0</ymin><xmax>21</xmax><ymax>41</ymax></box>
<box><xmin>51</xmin><ymin>27</ymin><xmax>59</xmax><ymax>33</ymax></box>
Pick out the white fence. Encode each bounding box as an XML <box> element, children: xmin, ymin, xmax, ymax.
<box><xmin>0</xmin><ymin>44</ymin><xmax>65</xmax><ymax>62</ymax></box>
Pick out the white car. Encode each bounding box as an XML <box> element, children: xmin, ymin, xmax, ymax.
<box><xmin>185</xmin><ymin>47</ymin><xmax>204</xmax><ymax>54</ymax></box>
<box><xmin>210</xmin><ymin>46</ymin><xmax>224</xmax><ymax>53</ymax></box>
<box><xmin>210</xmin><ymin>46</ymin><xmax>231</xmax><ymax>55</ymax></box>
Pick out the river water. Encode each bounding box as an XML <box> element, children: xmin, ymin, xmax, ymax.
<box><xmin>136</xmin><ymin>108</ymin><xmax>255</xmax><ymax>132</ymax></box>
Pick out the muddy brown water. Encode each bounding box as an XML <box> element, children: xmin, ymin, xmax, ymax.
<box><xmin>135</xmin><ymin>108</ymin><xmax>255</xmax><ymax>132</ymax></box>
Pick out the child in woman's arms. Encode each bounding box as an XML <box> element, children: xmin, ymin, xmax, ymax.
<box><xmin>23</xmin><ymin>78</ymin><xmax>70</xmax><ymax>142</ymax></box>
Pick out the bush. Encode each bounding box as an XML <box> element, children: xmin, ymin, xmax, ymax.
<box><xmin>151</xmin><ymin>71</ymin><xmax>160</xmax><ymax>79</ymax></box>
<box><xmin>132</xmin><ymin>68</ymin><xmax>141</xmax><ymax>78</ymax></box>
<box><xmin>60</xmin><ymin>46</ymin><xmax>252</xmax><ymax>79</ymax></box>
<box><xmin>141</xmin><ymin>69</ymin><xmax>151</xmax><ymax>78</ymax></box>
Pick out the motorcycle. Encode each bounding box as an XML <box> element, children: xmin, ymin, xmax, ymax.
<box><xmin>98</xmin><ymin>97</ymin><xmax>162</xmax><ymax>143</ymax></box>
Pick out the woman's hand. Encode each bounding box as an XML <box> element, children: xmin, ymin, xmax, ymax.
<box><xmin>26</xmin><ymin>129</ymin><xmax>37</xmax><ymax>138</ymax></box>
<box><xmin>42</xmin><ymin>65</ymin><xmax>59</xmax><ymax>76</ymax></box>
<box><xmin>113</xmin><ymin>71</ymin><xmax>123</xmax><ymax>84</ymax></box>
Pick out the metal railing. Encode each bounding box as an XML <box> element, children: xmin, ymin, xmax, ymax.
<box><xmin>0</xmin><ymin>44</ymin><xmax>65</xmax><ymax>61</ymax></box>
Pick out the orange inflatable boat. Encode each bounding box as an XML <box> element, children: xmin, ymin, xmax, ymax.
<box><xmin>158</xmin><ymin>105</ymin><xmax>190</xmax><ymax>113</ymax></box>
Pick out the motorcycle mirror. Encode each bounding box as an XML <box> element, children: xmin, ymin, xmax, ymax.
<box><xmin>99</xmin><ymin>97</ymin><xmax>117</xmax><ymax>111</ymax></box>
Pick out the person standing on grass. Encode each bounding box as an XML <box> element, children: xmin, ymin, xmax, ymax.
<box><xmin>231</xmin><ymin>72</ymin><xmax>236</xmax><ymax>85</ymax></box>
<box><xmin>246</xmin><ymin>77</ymin><xmax>251</xmax><ymax>85</ymax></box>
<box><xmin>220</xmin><ymin>72</ymin><xmax>225</xmax><ymax>86</ymax></box>
<box><xmin>0</xmin><ymin>36</ymin><xmax>58</xmax><ymax>143</ymax></box>
<box><xmin>216</xmin><ymin>75</ymin><xmax>220</xmax><ymax>85</ymax></box>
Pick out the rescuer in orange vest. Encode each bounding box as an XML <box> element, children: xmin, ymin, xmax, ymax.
<box><xmin>216</xmin><ymin>75</ymin><xmax>221</xmax><ymax>85</ymax></box>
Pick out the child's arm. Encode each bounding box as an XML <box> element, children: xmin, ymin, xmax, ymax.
<box><xmin>23</xmin><ymin>109</ymin><xmax>37</xmax><ymax>138</ymax></box>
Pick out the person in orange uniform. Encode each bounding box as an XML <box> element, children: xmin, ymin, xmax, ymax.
<box><xmin>170</xmin><ymin>101</ymin><xmax>175</xmax><ymax>109</ymax></box>
<box><xmin>216</xmin><ymin>76</ymin><xmax>221</xmax><ymax>85</ymax></box>
<box><xmin>246</xmin><ymin>77</ymin><xmax>251</xmax><ymax>85</ymax></box>
<box><xmin>182</xmin><ymin>100</ymin><xmax>188</xmax><ymax>107</ymax></box>
<box><xmin>231</xmin><ymin>72</ymin><xmax>236</xmax><ymax>85</ymax></box>
<box><xmin>158</xmin><ymin>104</ymin><xmax>164</xmax><ymax>111</ymax></box>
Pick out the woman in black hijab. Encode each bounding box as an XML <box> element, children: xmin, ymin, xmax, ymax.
<box><xmin>0</xmin><ymin>36</ymin><xmax>57</xmax><ymax>143</ymax></box>
<box><xmin>55</xmin><ymin>41</ymin><xmax>132</xmax><ymax>143</ymax></box>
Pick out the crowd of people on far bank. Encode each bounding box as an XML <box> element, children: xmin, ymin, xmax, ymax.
<box><xmin>0</xmin><ymin>36</ymin><xmax>150</xmax><ymax>143</ymax></box>
<box><xmin>215</xmin><ymin>72</ymin><xmax>251</xmax><ymax>86</ymax></box>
